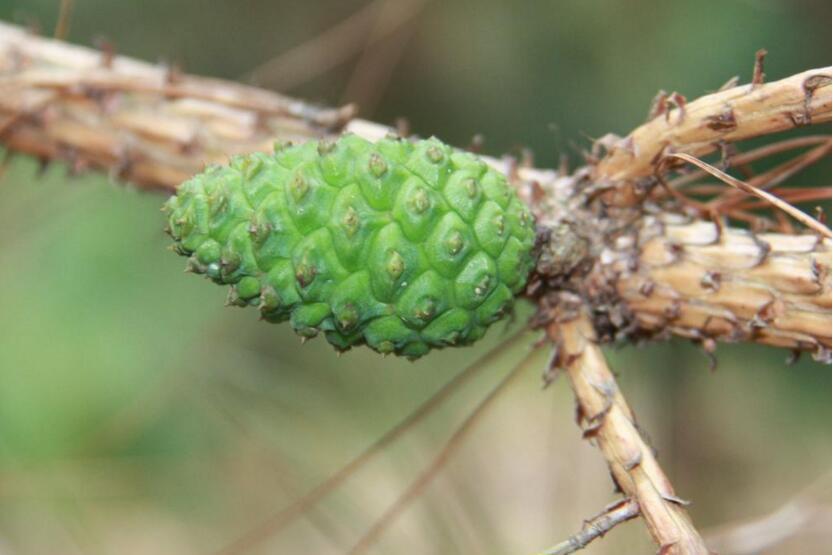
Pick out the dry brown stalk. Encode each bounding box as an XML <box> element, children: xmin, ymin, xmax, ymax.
<box><xmin>0</xmin><ymin>21</ymin><xmax>354</xmax><ymax>191</ymax></box>
<box><xmin>610</xmin><ymin>217</ymin><xmax>832</xmax><ymax>360</ymax></box>
<box><xmin>536</xmin><ymin>497</ymin><xmax>640</xmax><ymax>555</ymax></box>
<box><xmin>593</xmin><ymin>65</ymin><xmax>831</xmax><ymax>194</ymax></box>
<box><xmin>547</xmin><ymin>302</ymin><xmax>709</xmax><ymax>555</ymax></box>
<box><xmin>669</xmin><ymin>134</ymin><xmax>832</xmax><ymax>190</ymax></box>
<box><xmin>662</xmin><ymin>152</ymin><xmax>831</xmax><ymax>237</ymax></box>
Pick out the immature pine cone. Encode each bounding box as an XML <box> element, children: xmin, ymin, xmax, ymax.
<box><xmin>164</xmin><ymin>135</ymin><xmax>536</xmax><ymax>359</ymax></box>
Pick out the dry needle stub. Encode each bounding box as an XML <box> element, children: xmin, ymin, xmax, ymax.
<box><xmin>164</xmin><ymin>134</ymin><xmax>536</xmax><ymax>359</ymax></box>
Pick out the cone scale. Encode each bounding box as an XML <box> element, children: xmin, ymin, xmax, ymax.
<box><xmin>165</xmin><ymin>135</ymin><xmax>536</xmax><ymax>359</ymax></box>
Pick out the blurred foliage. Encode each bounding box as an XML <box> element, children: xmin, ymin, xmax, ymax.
<box><xmin>0</xmin><ymin>1</ymin><xmax>830</xmax><ymax>553</ymax></box>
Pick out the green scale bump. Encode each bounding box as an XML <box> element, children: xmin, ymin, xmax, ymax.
<box><xmin>164</xmin><ymin>135</ymin><xmax>536</xmax><ymax>359</ymax></box>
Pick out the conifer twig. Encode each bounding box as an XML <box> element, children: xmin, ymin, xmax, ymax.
<box><xmin>547</xmin><ymin>299</ymin><xmax>709</xmax><ymax>555</ymax></box>
<box><xmin>593</xmin><ymin>66</ymin><xmax>831</xmax><ymax>190</ymax></box>
<box><xmin>0</xmin><ymin>21</ymin><xmax>828</xmax><ymax>356</ymax></box>
<box><xmin>535</xmin><ymin>498</ymin><xmax>640</xmax><ymax>555</ymax></box>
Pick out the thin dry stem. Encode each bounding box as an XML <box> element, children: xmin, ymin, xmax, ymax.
<box><xmin>548</xmin><ymin>305</ymin><xmax>709</xmax><ymax>555</ymax></box>
<box><xmin>669</xmin><ymin>135</ymin><xmax>832</xmax><ymax>190</ymax></box>
<box><xmin>712</xmin><ymin>138</ymin><xmax>832</xmax><ymax>209</ymax></box>
<box><xmin>704</xmin><ymin>474</ymin><xmax>831</xmax><ymax>555</ymax></box>
<box><xmin>536</xmin><ymin>498</ymin><xmax>640</xmax><ymax>555</ymax></box>
<box><xmin>54</xmin><ymin>0</ymin><xmax>74</xmax><ymax>40</ymax></box>
<box><xmin>663</xmin><ymin>152</ymin><xmax>832</xmax><ymax>237</ymax></box>
<box><xmin>340</xmin><ymin>0</ymin><xmax>426</xmax><ymax>114</ymax></box>
<box><xmin>594</xmin><ymin>66</ymin><xmax>831</xmax><ymax>195</ymax></box>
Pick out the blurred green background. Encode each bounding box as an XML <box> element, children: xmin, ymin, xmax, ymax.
<box><xmin>0</xmin><ymin>1</ymin><xmax>830</xmax><ymax>554</ymax></box>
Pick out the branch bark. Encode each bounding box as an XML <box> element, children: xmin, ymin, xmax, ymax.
<box><xmin>0</xmin><ymin>21</ymin><xmax>353</xmax><ymax>191</ymax></box>
<box><xmin>537</xmin><ymin>498</ymin><xmax>640</xmax><ymax>555</ymax></box>
<box><xmin>0</xmin><ymin>22</ymin><xmax>828</xmax><ymax>358</ymax></box>
<box><xmin>548</xmin><ymin>301</ymin><xmax>709</xmax><ymax>555</ymax></box>
<box><xmin>593</xmin><ymin>67</ymin><xmax>832</xmax><ymax>190</ymax></box>
<box><xmin>612</xmin><ymin>218</ymin><xmax>831</xmax><ymax>360</ymax></box>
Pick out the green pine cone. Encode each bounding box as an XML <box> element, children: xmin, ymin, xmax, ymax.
<box><xmin>164</xmin><ymin>135</ymin><xmax>536</xmax><ymax>359</ymax></box>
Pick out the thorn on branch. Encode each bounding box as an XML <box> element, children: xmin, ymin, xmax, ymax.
<box><xmin>395</xmin><ymin>116</ymin><xmax>410</xmax><ymax>138</ymax></box>
<box><xmin>752</xmin><ymin>48</ymin><xmax>767</xmax><ymax>87</ymax></box>
<box><xmin>161</xmin><ymin>60</ymin><xmax>184</xmax><ymax>87</ymax></box>
<box><xmin>665</xmin><ymin>93</ymin><xmax>687</xmax><ymax>124</ymax></box>
<box><xmin>717</xmin><ymin>75</ymin><xmax>740</xmax><ymax>91</ymax></box>
<box><xmin>542</xmin><ymin>345</ymin><xmax>562</xmax><ymax>387</ymax></box>
<box><xmin>94</xmin><ymin>36</ymin><xmax>115</xmax><ymax>68</ymax></box>
<box><xmin>699</xmin><ymin>271</ymin><xmax>721</xmax><ymax>292</ymax></box>
<box><xmin>467</xmin><ymin>133</ymin><xmax>484</xmax><ymax>153</ymax></box>
<box><xmin>700</xmin><ymin>337</ymin><xmax>718</xmax><ymax>372</ymax></box>
<box><xmin>648</xmin><ymin>89</ymin><xmax>668</xmax><ymax>121</ymax></box>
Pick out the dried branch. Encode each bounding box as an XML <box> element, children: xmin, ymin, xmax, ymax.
<box><xmin>536</xmin><ymin>497</ymin><xmax>640</xmax><ymax>555</ymax></box>
<box><xmin>547</xmin><ymin>299</ymin><xmax>709</xmax><ymax>555</ymax></box>
<box><xmin>593</xmin><ymin>66</ymin><xmax>831</xmax><ymax>190</ymax></box>
<box><xmin>611</xmin><ymin>218</ymin><xmax>831</xmax><ymax>361</ymax></box>
<box><xmin>0</xmin><ymin>22</ymin><xmax>828</xmax><ymax>355</ymax></box>
<box><xmin>0</xmin><ymin>21</ymin><xmax>353</xmax><ymax>192</ymax></box>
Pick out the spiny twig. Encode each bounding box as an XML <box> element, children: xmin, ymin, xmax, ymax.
<box><xmin>535</xmin><ymin>497</ymin><xmax>640</xmax><ymax>555</ymax></box>
<box><xmin>612</xmin><ymin>217</ymin><xmax>832</xmax><ymax>360</ymax></box>
<box><xmin>593</xmin><ymin>66</ymin><xmax>831</xmax><ymax>199</ymax></box>
<box><xmin>547</xmin><ymin>299</ymin><xmax>709</xmax><ymax>555</ymax></box>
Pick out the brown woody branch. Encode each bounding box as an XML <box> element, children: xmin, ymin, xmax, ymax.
<box><xmin>0</xmin><ymin>22</ymin><xmax>828</xmax><ymax>353</ymax></box>
<box><xmin>0</xmin><ymin>21</ymin><xmax>353</xmax><ymax>191</ymax></box>
<box><xmin>537</xmin><ymin>497</ymin><xmax>640</xmax><ymax>555</ymax></box>
<box><xmin>593</xmin><ymin>66</ymin><xmax>832</xmax><ymax>196</ymax></box>
<box><xmin>610</xmin><ymin>217</ymin><xmax>832</xmax><ymax>361</ymax></box>
<box><xmin>547</xmin><ymin>302</ymin><xmax>709</xmax><ymax>555</ymax></box>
